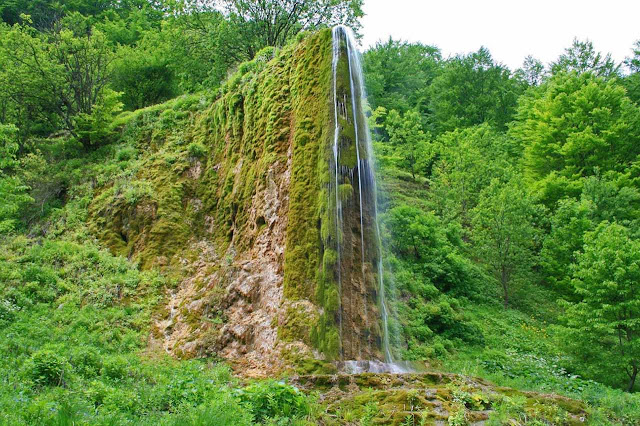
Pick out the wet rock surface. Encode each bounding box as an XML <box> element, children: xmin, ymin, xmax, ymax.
<box><xmin>291</xmin><ymin>372</ymin><xmax>588</xmax><ymax>425</ymax></box>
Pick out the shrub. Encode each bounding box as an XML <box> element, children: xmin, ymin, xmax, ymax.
<box><xmin>0</xmin><ymin>299</ymin><xmax>19</xmax><ymax>325</ymax></box>
<box><xmin>187</xmin><ymin>142</ymin><xmax>207</xmax><ymax>158</ymax></box>
<box><xmin>116</xmin><ymin>146</ymin><xmax>136</xmax><ymax>162</ymax></box>
<box><xmin>101</xmin><ymin>355</ymin><xmax>130</xmax><ymax>380</ymax></box>
<box><xmin>236</xmin><ymin>380</ymin><xmax>309</xmax><ymax>422</ymax></box>
<box><xmin>70</xmin><ymin>347</ymin><xmax>102</xmax><ymax>378</ymax></box>
<box><xmin>24</xmin><ymin>349</ymin><xmax>69</xmax><ymax>387</ymax></box>
<box><xmin>167</xmin><ymin>393</ymin><xmax>253</xmax><ymax>426</ymax></box>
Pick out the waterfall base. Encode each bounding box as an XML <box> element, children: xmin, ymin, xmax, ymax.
<box><xmin>336</xmin><ymin>360</ymin><xmax>421</xmax><ymax>374</ymax></box>
<box><xmin>291</xmin><ymin>370</ymin><xmax>588</xmax><ymax>424</ymax></box>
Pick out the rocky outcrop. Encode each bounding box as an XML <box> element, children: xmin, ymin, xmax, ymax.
<box><xmin>90</xmin><ymin>31</ymin><xmax>335</xmax><ymax>376</ymax></box>
<box><xmin>291</xmin><ymin>371</ymin><xmax>588</xmax><ymax>425</ymax></box>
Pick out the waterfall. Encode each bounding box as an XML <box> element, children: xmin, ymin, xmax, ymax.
<box><xmin>329</xmin><ymin>25</ymin><xmax>398</xmax><ymax>369</ymax></box>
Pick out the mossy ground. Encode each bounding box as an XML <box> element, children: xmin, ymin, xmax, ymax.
<box><xmin>292</xmin><ymin>372</ymin><xmax>590</xmax><ymax>425</ymax></box>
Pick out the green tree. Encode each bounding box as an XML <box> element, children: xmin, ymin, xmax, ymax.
<box><xmin>623</xmin><ymin>40</ymin><xmax>640</xmax><ymax>105</ymax></box>
<box><xmin>429</xmin><ymin>47</ymin><xmax>523</xmax><ymax>133</ymax></box>
<box><xmin>510</xmin><ymin>72</ymin><xmax>640</xmax><ymax>206</ymax></box>
<box><xmin>155</xmin><ymin>9</ymin><xmax>250</xmax><ymax>91</ymax></box>
<box><xmin>0</xmin><ymin>15</ymin><xmax>116</xmax><ymax>143</ymax></box>
<box><xmin>563</xmin><ymin>222</ymin><xmax>640</xmax><ymax>391</ymax></box>
<box><xmin>540</xmin><ymin>198</ymin><xmax>593</xmax><ymax>294</ymax></box>
<box><xmin>429</xmin><ymin>125</ymin><xmax>516</xmax><ymax>227</ymax></box>
<box><xmin>471</xmin><ymin>179</ymin><xmax>538</xmax><ymax>307</ymax></box>
<box><xmin>0</xmin><ymin>0</ymin><xmax>166</xmax><ymax>30</ymax></box>
<box><xmin>187</xmin><ymin>0</ymin><xmax>363</xmax><ymax>59</ymax></box>
<box><xmin>110</xmin><ymin>44</ymin><xmax>178</xmax><ymax>110</ymax></box>
<box><xmin>363</xmin><ymin>39</ymin><xmax>441</xmax><ymax>115</ymax></box>
<box><xmin>540</xmin><ymin>174</ymin><xmax>640</xmax><ymax>295</ymax></box>
<box><xmin>551</xmin><ymin>38</ymin><xmax>620</xmax><ymax>77</ymax></box>
<box><xmin>383</xmin><ymin>204</ymin><xmax>479</xmax><ymax>296</ymax></box>
<box><xmin>384</xmin><ymin>109</ymin><xmax>431</xmax><ymax>179</ymax></box>
<box><xmin>0</xmin><ymin>124</ymin><xmax>32</xmax><ymax>233</ymax></box>
<box><xmin>515</xmin><ymin>55</ymin><xmax>547</xmax><ymax>86</ymax></box>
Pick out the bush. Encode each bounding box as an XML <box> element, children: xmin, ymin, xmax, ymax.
<box><xmin>167</xmin><ymin>392</ymin><xmax>253</xmax><ymax>426</ymax></box>
<box><xmin>101</xmin><ymin>355</ymin><xmax>130</xmax><ymax>380</ymax></box>
<box><xmin>236</xmin><ymin>380</ymin><xmax>309</xmax><ymax>422</ymax></box>
<box><xmin>0</xmin><ymin>299</ymin><xmax>19</xmax><ymax>325</ymax></box>
<box><xmin>116</xmin><ymin>146</ymin><xmax>137</xmax><ymax>162</ymax></box>
<box><xmin>187</xmin><ymin>142</ymin><xmax>207</xmax><ymax>158</ymax></box>
<box><xmin>24</xmin><ymin>349</ymin><xmax>69</xmax><ymax>387</ymax></box>
<box><xmin>70</xmin><ymin>347</ymin><xmax>102</xmax><ymax>378</ymax></box>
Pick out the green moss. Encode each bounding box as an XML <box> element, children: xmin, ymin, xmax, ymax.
<box><xmin>338</xmin><ymin>183</ymin><xmax>353</xmax><ymax>202</ymax></box>
<box><xmin>322</xmin><ymin>248</ymin><xmax>338</xmax><ymax>271</ymax></box>
<box><xmin>283</xmin><ymin>29</ymin><xmax>333</xmax><ymax>302</ymax></box>
<box><xmin>278</xmin><ymin>304</ymin><xmax>318</xmax><ymax>344</ymax></box>
<box><xmin>89</xmin><ymin>29</ymin><xmax>345</xmax><ymax>360</ymax></box>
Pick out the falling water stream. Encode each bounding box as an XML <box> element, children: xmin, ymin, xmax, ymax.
<box><xmin>330</xmin><ymin>26</ymin><xmax>409</xmax><ymax>374</ymax></box>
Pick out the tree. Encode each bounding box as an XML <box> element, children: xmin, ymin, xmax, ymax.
<box><xmin>563</xmin><ymin>222</ymin><xmax>640</xmax><ymax>391</ymax></box>
<box><xmin>471</xmin><ymin>179</ymin><xmax>538</xmax><ymax>307</ymax></box>
<box><xmin>429</xmin><ymin>47</ymin><xmax>523</xmax><ymax>134</ymax></box>
<box><xmin>110</xmin><ymin>44</ymin><xmax>179</xmax><ymax>110</ymax></box>
<box><xmin>623</xmin><ymin>40</ymin><xmax>640</xmax><ymax>105</ymax></box>
<box><xmin>0</xmin><ymin>124</ymin><xmax>32</xmax><ymax>233</ymax></box>
<box><xmin>540</xmin><ymin>198</ymin><xmax>593</xmax><ymax>294</ymax></box>
<box><xmin>540</xmin><ymin>173</ymin><xmax>640</xmax><ymax>295</ymax></box>
<box><xmin>551</xmin><ymin>38</ymin><xmax>620</xmax><ymax>78</ymax></box>
<box><xmin>186</xmin><ymin>0</ymin><xmax>364</xmax><ymax>59</ymax></box>
<box><xmin>383</xmin><ymin>204</ymin><xmax>479</xmax><ymax>296</ymax></box>
<box><xmin>384</xmin><ymin>109</ymin><xmax>431</xmax><ymax>179</ymax></box>
<box><xmin>154</xmin><ymin>9</ymin><xmax>251</xmax><ymax>91</ymax></box>
<box><xmin>363</xmin><ymin>38</ymin><xmax>441</xmax><ymax>115</ymax></box>
<box><xmin>429</xmin><ymin>125</ymin><xmax>516</xmax><ymax>227</ymax></box>
<box><xmin>0</xmin><ymin>0</ymin><xmax>166</xmax><ymax>30</ymax></box>
<box><xmin>0</xmin><ymin>15</ymin><xmax>116</xmax><ymax>144</ymax></box>
<box><xmin>516</xmin><ymin>55</ymin><xmax>547</xmax><ymax>86</ymax></box>
<box><xmin>510</xmin><ymin>72</ymin><xmax>640</xmax><ymax>207</ymax></box>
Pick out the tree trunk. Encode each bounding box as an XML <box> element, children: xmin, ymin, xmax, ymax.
<box><xmin>501</xmin><ymin>266</ymin><xmax>509</xmax><ymax>308</ymax></box>
<box><xmin>627</xmin><ymin>365</ymin><xmax>638</xmax><ymax>392</ymax></box>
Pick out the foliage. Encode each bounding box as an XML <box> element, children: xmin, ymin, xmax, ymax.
<box><xmin>23</xmin><ymin>349</ymin><xmax>69</xmax><ymax>387</ymax></box>
<box><xmin>624</xmin><ymin>40</ymin><xmax>640</xmax><ymax>105</ymax></box>
<box><xmin>110</xmin><ymin>44</ymin><xmax>179</xmax><ymax>110</ymax></box>
<box><xmin>562</xmin><ymin>222</ymin><xmax>640</xmax><ymax>391</ymax></box>
<box><xmin>0</xmin><ymin>15</ymin><xmax>116</xmax><ymax>143</ymax></box>
<box><xmin>236</xmin><ymin>380</ymin><xmax>309</xmax><ymax>422</ymax></box>
<box><xmin>471</xmin><ymin>178</ymin><xmax>539</xmax><ymax>307</ymax></box>
<box><xmin>428</xmin><ymin>47</ymin><xmax>523</xmax><ymax>134</ymax></box>
<box><xmin>511</xmin><ymin>71</ymin><xmax>640</xmax><ymax>206</ymax></box>
<box><xmin>382</xmin><ymin>205</ymin><xmax>485</xmax><ymax>358</ymax></box>
<box><xmin>377</xmin><ymin>108</ymin><xmax>432</xmax><ymax>179</ymax></box>
<box><xmin>363</xmin><ymin>38</ymin><xmax>441</xmax><ymax>115</ymax></box>
<box><xmin>0</xmin><ymin>0</ymin><xmax>165</xmax><ymax>30</ymax></box>
<box><xmin>0</xmin><ymin>230</ymin><xmax>256</xmax><ymax>424</ymax></box>
<box><xmin>0</xmin><ymin>125</ymin><xmax>32</xmax><ymax>233</ymax></box>
<box><xmin>515</xmin><ymin>55</ymin><xmax>547</xmax><ymax>86</ymax></box>
<box><xmin>551</xmin><ymin>38</ymin><xmax>620</xmax><ymax>77</ymax></box>
<box><xmin>216</xmin><ymin>0</ymin><xmax>364</xmax><ymax>56</ymax></box>
<box><xmin>428</xmin><ymin>124</ymin><xmax>517</xmax><ymax>227</ymax></box>
<box><xmin>539</xmin><ymin>198</ymin><xmax>593</xmax><ymax>294</ymax></box>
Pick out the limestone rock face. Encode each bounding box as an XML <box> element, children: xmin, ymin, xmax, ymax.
<box><xmin>90</xmin><ymin>31</ymin><xmax>334</xmax><ymax>375</ymax></box>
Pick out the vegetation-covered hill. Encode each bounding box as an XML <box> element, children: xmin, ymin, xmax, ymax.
<box><xmin>2</xmin><ymin>0</ymin><xmax>640</xmax><ymax>424</ymax></box>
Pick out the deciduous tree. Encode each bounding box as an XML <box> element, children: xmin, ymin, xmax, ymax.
<box><xmin>510</xmin><ymin>72</ymin><xmax>640</xmax><ymax>206</ymax></box>
<box><xmin>563</xmin><ymin>222</ymin><xmax>640</xmax><ymax>391</ymax></box>
<box><xmin>471</xmin><ymin>179</ymin><xmax>538</xmax><ymax>307</ymax></box>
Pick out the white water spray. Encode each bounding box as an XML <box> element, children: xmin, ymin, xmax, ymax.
<box><xmin>331</xmin><ymin>25</ymin><xmax>398</xmax><ymax>368</ymax></box>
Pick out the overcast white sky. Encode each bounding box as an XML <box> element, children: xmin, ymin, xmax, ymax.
<box><xmin>359</xmin><ymin>0</ymin><xmax>640</xmax><ymax>70</ymax></box>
